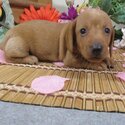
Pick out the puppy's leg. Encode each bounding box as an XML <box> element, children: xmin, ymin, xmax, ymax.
<box><xmin>64</xmin><ymin>51</ymin><xmax>110</xmax><ymax>70</ymax></box>
<box><xmin>63</xmin><ymin>51</ymin><xmax>85</xmax><ymax>68</ymax></box>
<box><xmin>4</xmin><ymin>37</ymin><xmax>38</xmax><ymax>64</ymax></box>
<box><xmin>63</xmin><ymin>51</ymin><xmax>99</xmax><ymax>69</ymax></box>
<box><xmin>104</xmin><ymin>57</ymin><xmax>114</xmax><ymax>69</ymax></box>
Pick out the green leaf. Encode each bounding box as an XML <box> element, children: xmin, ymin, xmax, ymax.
<box><xmin>111</xmin><ymin>15</ymin><xmax>125</xmax><ymax>24</ymax></box>
<box><xmin>111</xmin><ymin>4</ymin><xmax>125</xmax><ymax>24</ymax></box>
<box><xmin>89</xmin><ymin>0</ymin><xmax>112</xmax><ymax>13</ymax></box>
<box><xmin>89</xmin><ymin>0</ymin><xmax>125</xmax><ymax>24</ymax></box>
<box><xmin>118</xmin><ymin>0</ymin><xmax>125</xmax><ymax>3</ymax></box>
<box><xmin>89</xmin><ymin>0</ymin><xmax>102</xmax><ymax>7</ymax></box>
<box><xmin>99</xmin><ymin>0</ymin><xmax>112</xmax><ymax>13</ymax></box>
<box><xmin>115</xmin><ymin>29</ymin><xmax>123</xmax><ymax>40</ymax></box>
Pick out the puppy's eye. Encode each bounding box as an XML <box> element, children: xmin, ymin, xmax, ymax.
<box><xmin>104</xmin><ymin>28</ymin><xmax>110</xmax><ymax>34</ymax></box>
<box><xmin>80</xmin><ymin>28</ymin><xmax>87</xmax><ymax>35</ymax></box>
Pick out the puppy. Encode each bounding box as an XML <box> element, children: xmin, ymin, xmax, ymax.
<box><xmin>0</xmin><ymin>8</ymin><xmax>114</xmax><ymax>69</ymax></box>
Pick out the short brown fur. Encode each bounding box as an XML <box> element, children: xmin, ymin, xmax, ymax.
<box><xmin>0</xmin><ymin>8</ymin><xmax>114</xmax><ymax>70</ymax></box>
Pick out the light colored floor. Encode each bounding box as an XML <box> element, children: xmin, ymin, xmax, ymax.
<box><xmin>0</xmin><ymin>101</ymin><xmax>125</xmax><ymax>125</ymax></box>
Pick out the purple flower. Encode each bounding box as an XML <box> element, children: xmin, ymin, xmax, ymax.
<box><xmin>60</xmin><ymin>6</ymin><xmax>78</xmax><ymax>20</ymax></box>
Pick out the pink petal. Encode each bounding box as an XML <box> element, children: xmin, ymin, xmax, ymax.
<box><xmin>123</xmin><ymin>64</ymin><xmax>125</xmax><ymax>68</ymax></box>
<box><xmin>58</xmin><ymin>19</ymin><xmax>71</xmax><ymax>23</ymax></box>
<box><xmin>116</xmin><ymin>72</ymin><xmax>125</xmax><ymax>81</ymax></box>
<box><xmin>31</xmin><ymin>75</ymin><xmax>69</xmax><ymax>94</ymax></box>
<box><xmin>122</xmin><ymin>53</ymin><xmax>125</xmax><ymax>56</ymax></box>
<box><xmin>113</xmin><ymin>47</ymin><xmax>117</xmax><ymax>50</ymax></box>
<box><xmin>53</xmin><ymin>62</ymin><xmax>64</xmax><ymax>67</ymax></box>
<box><xmin>108</xmin><ymin>47</ymin><xmax>117</xmax><ymax>51</ymax></box>
<box><xmin>0</xmin><ymin>49</ymin><xmax>7</xmax><ymax>63</ymax></box>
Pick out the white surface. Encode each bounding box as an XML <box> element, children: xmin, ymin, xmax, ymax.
<box><xmin>52</xmin><ymin>0</ymin><xmax>85</xmax><ymax>12</ymax></box>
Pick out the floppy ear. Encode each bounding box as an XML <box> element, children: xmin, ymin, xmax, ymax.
<box><xmin>59</xmin><ymin>20</ymin><xmax>76</xmax><ymax>60</ymax></box>
<box><xmin>109</xmin><ymin>28</ymin><xmax>115</xmax><ymax>58</ymax></box>
<box><xmin>65</xmin><ymin>20</ymin><xmax>76</xmax><ymax>52</ymax></box>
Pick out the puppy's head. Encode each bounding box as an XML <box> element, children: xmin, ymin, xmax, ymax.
<box><xmin>67</xmin><ymin>8</ymin><xmax>114</xmax><ymax>63</ymax></box>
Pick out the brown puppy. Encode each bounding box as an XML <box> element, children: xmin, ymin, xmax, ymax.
<box><xmin>0</xmin><ymin>8</ymin><xmax>114</xmax><ymax>69</ymax></box>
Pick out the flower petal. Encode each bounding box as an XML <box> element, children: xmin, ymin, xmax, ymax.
<box><xmin>116</xmin><ymin>72</ymin><xmax>125</xmax><ymax>81</ymax></box>
<box><xmin>31</xmin><ymin>75</ymin><xmax>69</xmax><ymax>94</ymax></box>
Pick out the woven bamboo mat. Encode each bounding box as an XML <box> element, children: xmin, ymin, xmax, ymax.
<box><xmin>0</xmin><ymin>48</ymin><xmax>125</xmax><ymax>112</ymax></box>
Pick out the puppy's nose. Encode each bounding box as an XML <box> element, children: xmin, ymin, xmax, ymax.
<box><xmin>92</xmin><ymin>43</ymin><xmax>103</xmax><ymax>56</ymax></box>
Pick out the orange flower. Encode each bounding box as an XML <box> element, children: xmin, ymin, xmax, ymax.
<box><xmin>20</xmin><ymin>4</ymin><xmax>60</xmax><ymax>23</ymax></box>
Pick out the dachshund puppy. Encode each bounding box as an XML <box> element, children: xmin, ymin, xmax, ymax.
<box><xmin>0</xmin><ymin>8</ymin><xmax>114</xmax><ymax>69</ymax></box>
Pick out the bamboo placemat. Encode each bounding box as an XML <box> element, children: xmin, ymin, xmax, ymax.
<box><xmin>0</xmin><ymin>48</ymin><xmax>125</xmax><ymax>112</ymax></box>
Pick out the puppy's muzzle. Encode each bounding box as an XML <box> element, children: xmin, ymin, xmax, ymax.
<box><xmin>91</xmin><ymin>42</ymin><xmax>103</xmax><ymax>57</ymax></box>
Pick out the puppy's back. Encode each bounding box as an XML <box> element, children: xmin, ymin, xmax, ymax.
<box><xmin>0</xmin><ymin>20</ymin><xmax>65</xmax><ymax>50</ymax></box>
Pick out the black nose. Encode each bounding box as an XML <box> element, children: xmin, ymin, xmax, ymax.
<box><xmin>92</xmin><ymin>43</ymin><xmax>103</xmax><ymax>56</ymax></box>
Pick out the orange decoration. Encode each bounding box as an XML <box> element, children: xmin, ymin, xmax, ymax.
<box><xmin>20</xmin><ymin>4</ymin><xmax>60</xmax><ymax>23</ymax></box>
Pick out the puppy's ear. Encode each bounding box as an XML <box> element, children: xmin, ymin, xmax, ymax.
<box><xmin>59</xmin><ymin>20</ymin><xmax>76</xmax><ymax>60</ymax></box>
<box><xmin>66</xmin><ymin>20</ymin><xmax>76</xmax><ymax>52</ymax></box>
<box><xmin>109</xmin><ymin>28</ymin><xmax>115</xmax><ymax>58</ymax></box>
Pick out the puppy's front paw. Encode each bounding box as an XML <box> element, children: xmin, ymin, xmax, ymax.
<box><xmin>86</xmin><ymin>62</ymin><xmax>107</xmax><ymax>71</ymax></box>
<box><xmin>24</xmin><ymin>56</ymin><xmax>39</xmax><ymax>65</ymax></box>
<box><xmin>104</xmin><ymin>58</ymin><xmax>114</xmax><ymax>69</ymax></box>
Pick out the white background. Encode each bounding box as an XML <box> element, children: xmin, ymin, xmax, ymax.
<box><xmin>52</xmin><ymin>0</ymin><xmax>85</xmax><ymax>12</ymax></box>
